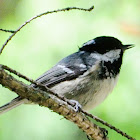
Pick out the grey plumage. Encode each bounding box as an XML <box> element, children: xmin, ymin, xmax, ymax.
<box><xmin>34</xmin><ymin>51</ymin><xmax>96</xmax><ymax>88</ymax></box>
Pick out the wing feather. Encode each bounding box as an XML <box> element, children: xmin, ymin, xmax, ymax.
<box><xmin>33</xmin><ymin>51</ymin><xmax>98</xmax><ymax>88</ymax></box>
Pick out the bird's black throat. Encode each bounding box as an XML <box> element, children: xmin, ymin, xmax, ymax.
<box><xmin>98</xmin><ymin>51</ymin><xmax>123</xmax><ymax>79</ymax></box>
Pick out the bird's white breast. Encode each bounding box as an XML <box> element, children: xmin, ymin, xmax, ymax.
<box><xmin>83</xmin><ymin>74</ymin><xmax>119</xmax><ymax>110</ymax></box>
<box><xmin>51</xmin><ymin>73</ymin><xmax>119</xmax><ymax>111</ymax></box>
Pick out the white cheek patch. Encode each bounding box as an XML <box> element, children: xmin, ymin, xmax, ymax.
<box><xmin>57</xmin><ymin>65</ymin><xmax>74</xmax><ymax>74</ymax></box>
<box><xmin>104</xmin><ymin>49</ymin><xmax>121</xmax><ymax>62</ymax></box>
<box><xmin>90</xmin><ymin>49</ymin><xmax>121</xmax><ymax>63</ymax></box>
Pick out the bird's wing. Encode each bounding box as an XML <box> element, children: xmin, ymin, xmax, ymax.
<box><xmin>33</xmin><ymin>52</ymin><xmax>98</xmax><ymax>88</ymax></box>
<box><xmin>35</xmin><ymin>64</ymin><xmax>87</xmax><ymax>88</ymax></box>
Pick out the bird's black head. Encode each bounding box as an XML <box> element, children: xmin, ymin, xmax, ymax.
<box><xmin>80</xmin><ymin>36</ymin><xmax>133</xmax><ymax>54</ymax></box>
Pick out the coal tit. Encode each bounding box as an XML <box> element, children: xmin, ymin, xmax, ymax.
<box><xmin>0</xmin><ymin>36</ymin><xmax>133</xmax><ymax>114</ymax></box>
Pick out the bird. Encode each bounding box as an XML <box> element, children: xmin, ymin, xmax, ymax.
<box><xmin>0</xmin><ymin>36</ymin><xmax>133</xmax><ymax>114</ymax></box>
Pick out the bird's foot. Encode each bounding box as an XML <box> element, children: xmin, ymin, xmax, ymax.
<box><xmin>69</xmin><ymin>100</ymin><xmax>82</xmax><ymax>112</ymax></box>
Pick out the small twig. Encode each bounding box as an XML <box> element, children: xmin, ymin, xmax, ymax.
<box><xmin>1</xmin><ymin>64</ymin><xmax>136</xmax><ymax>140</ymax></box>
<box><xmin>0</xmin><ymin>5</ymin><xmax>94</xmax><ymax>54</ymax></box>
<box><xmin>81</xmin><ymin>110</ymin><xmax>136</xmax><ymax>140</ymax></box>
<box><xmin>0</xmin><ymin>29</ymin><xmax>16</xmax><ymax>33</ymax></box>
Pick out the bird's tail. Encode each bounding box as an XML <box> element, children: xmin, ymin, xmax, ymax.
<box><xmin>0</xmin><ymin>96</ymin><xmax>26</xmax><ymax>115</ymax></box>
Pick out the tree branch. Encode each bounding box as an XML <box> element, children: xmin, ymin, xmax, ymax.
<box><xmin>0</xmin><ymin>65</ymin><xmax>108</xmax><ymax>140</ymax></box>
<box><xmin>0</xmin><ymin>5</ymin><xmax>94</xmax><ymax>54</ymax></box>
<box><xmin>0</xmin><ymin>64</ymin><xmax>136</xmax><ymax>140</ymax></box>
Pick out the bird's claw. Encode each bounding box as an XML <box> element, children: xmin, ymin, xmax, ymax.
<box><xmin>69</xmin><ymin>100</ymin><xmax>82</xmax><ymax>112</ymax></box>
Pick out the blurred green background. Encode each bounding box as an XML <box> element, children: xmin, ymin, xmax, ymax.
<box><xmin>0</xmin><ymin>0</ymin><xmax>140</xmax><ymax>140</ymax></box>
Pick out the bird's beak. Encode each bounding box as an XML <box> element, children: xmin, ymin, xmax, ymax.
<box><xmin>122</xmin><ymin>44</ymin><xmax>134</xmax><ymax>51</ymax></box>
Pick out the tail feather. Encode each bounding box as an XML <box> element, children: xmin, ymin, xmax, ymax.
<box><xmin>0</xmin><ymin>96</ymin><xmax>26</xmax><ymax>115</ymax></box>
